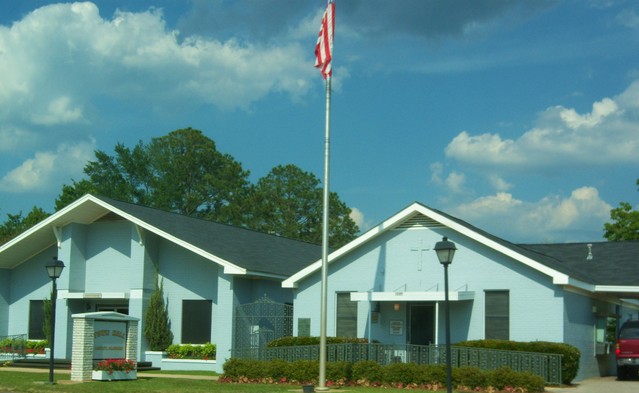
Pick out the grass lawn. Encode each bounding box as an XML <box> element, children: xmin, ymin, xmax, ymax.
<box><xmin>0</xmin><ymin>370</ymin><xmax>458</xmax><ymax>392</ymax></box>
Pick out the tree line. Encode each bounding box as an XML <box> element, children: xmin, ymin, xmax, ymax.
<box><xmin>2</xmin><ymin>127</ymin><xmax>638</xmax><ymax>244</ymax></box>
<box><xmin>0</xmin><ymin>128</ymin><xmax>359</xmax><ymax>247</ymax></box>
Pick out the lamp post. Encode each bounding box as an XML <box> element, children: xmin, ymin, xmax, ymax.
<box><xmin>45</xmin><ymin>257</ymin><xmax>65</xmax><ymax>385</ymax></box>
<box><xmin>434</xmin><ymin>236</ymin><xmax>456</xmax><ymax>393</ymax></box>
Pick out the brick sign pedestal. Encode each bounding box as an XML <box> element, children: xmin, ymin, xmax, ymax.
<box><xmin>70</xmin><ymin>312</ymin><xmax>139</xmax><ymax>382</ymax></box>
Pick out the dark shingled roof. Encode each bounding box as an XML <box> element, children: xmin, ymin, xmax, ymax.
<box><xmin>518</xmin><ymin>241</ymin><xmax>639</xmax><ymax>286</ymax></box>
<box><xmin>422</xmin><ymin>203</ymin><xmax>639</xmax><ymax>287</ymax></box>
<box><xmin>95</xmin><ymin>196</ymin><xmax>322</xmax><ymax>277</ymax></box>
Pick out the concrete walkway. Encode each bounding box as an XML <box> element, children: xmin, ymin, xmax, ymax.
<box><xmin>0</xmin><ymin>366</ymin><xmax>218</xmax><ymax>380</ymax></box>
<box><xmin>545</xmin><ymin>376</ymin><xmax>639</xmax><ymax>393</ymax></box>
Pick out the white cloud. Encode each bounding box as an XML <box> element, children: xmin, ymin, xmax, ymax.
<box><xmin>32</xmin><ymin>96</ymin><xmax>84</xmax><ymax>125</ymax></box>
<box><xmin>0</xmin><ymin>141</ymin><xmax>95</xmax><ymax>193</ymax></box>
<box><xmin>445</xmin><ymin>172</ymin><xmax>466</xmax><ymax>194</ymax></box>
<box><xmin>489</xmin><ymin>175</ymin><xmax>513</xmax><ymax>192</ymax></box>
<box><xmin>0</xmin><ymin>1</ymin><xmax>316</xmax><ymax>125</ymax></box>
<box><xmin>452</xmin><ymin>186</ymin><xmax>612</xmax><ymax>242</ymax></box>
<box><xmin>430</xmin><ymin>162</ymin><xmax>444</xmax><ymax>184</ymax></box>
<box><xmin>617</xmin><ymin>8</ymin><xmax>639</xmax><ymax>29</ymax></box>
<box><xmin>445</xmin><ymin>84</ymin><xmax>639</xmax><ymax>170</ymax></box>
<box><xmin>349</xmin><ymin>207</ymin><xmax>365</xmax><ymax>229</ymax></box>
<box><xmin>0</xmin><ymin>126</ymin><xmax>38</xmax><ymax>152</ymax></box>
<box><xmin>558</xmin><ymin>97</ymin><xmax>619</xmax><ymax>129</ymax></box>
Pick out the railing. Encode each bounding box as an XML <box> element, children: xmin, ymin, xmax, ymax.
<box><xmin>0</xmin><ymin>334</ymin><xmax>27</xmax><ymax>360</ymax></box>
<box><xmin>232</xmin><ymin>343</ymin><xmax>562</xmax><ymax>385</ymax></box>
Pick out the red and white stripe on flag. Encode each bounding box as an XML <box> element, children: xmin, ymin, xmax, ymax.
<box><xmin>315</xmin><ymin>2</ymin><xmax>335</xmax><ymax>79</ymax></box>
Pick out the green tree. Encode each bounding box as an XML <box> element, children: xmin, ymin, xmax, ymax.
<box><xmin>604</xmin><ymin>201</ymin><xmax>639</xmax><ymax>241</ymax></box>
<box><xmin>248</xmin><ymin>164</ymin><xmax>359</xmax><ymax>248</ymax></box>
<box><xmin>55</xmin><ymin>142</ymin><xmax>151</xmax><ymax>211</ymax></box>
<box><xmin>43</xmin><ymin>289</ymin><xmax>53</xmax><ymax>346</ymax></box>
<box><xmin>53</xmin><ymin>128</ymin><xmax>359</xmax><ymax>245</ymax></box>
<box><xmin>144</xmin><ymin>277</ymin><xmax>173</xmax><ymax>351</ymax></box>
<box><xmin>146</xmin><ymin>128</ymin><xmax>250</xmax><ymax>222</ymax></box>
<box><xmin>56</xmin><ymin>128</ymin><xmax>251</xmax><ymax>223</ymax></box>
<box><xmin>0</xmin><ymin>207</ymin><xmax>50</xmax><ymax>244</ymax></box>
<box><xmin>604</xmin><ymin>178</ymin><xmax>639</xmax><ymax>241</ymax></box>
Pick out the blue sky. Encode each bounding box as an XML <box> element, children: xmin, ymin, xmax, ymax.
<box><xmin>0</xmin><ymin>0</ymin><xmax>638</xmax><ymax>243</ymax></box>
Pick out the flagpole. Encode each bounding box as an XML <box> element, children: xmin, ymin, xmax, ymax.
<box><xmin>318</xmin><ymin>73</ymin><xmax>331</xmax><ymax>391</ymax></box>
<box><xmin>314</xmin><ymin>2</ymin><xmax>334</xmax><ymax>390</ymax></box>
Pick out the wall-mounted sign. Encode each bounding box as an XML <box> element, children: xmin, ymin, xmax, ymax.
<box><xmin>94</xmin><ymin>320</ymin><xmax>127</xmax><ymax>359</ymax></box>
<box><xmin>390</xmin><ymin>320</ymin><xmax>403</xmax><ymax>335</ymax></box>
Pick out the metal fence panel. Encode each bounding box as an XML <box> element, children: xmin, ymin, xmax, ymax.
<box><xmin>0</xmin><ymin>334</ymin><xmax>27</xmax><ymax>361</ymax></box>
<box><xmin>232</xmin><ymin>343</ymin><xmax>562</xmax><ymax>385</ymax></box>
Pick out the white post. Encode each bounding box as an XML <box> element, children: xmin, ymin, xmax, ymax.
<box><xmin>318</xmin><ymin>74</ymin><xmax>332</xmax><ymax>391</ymax></box>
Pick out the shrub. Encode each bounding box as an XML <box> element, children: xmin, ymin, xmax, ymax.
<box><xmin>454</xmin><ymin>366</ymin><xmax>487</xmax><ymax>389</ymax></box>
<box><xmin>326</xmin><ymin>361</ymin><xmax>352</xmax><ymax>384</ymax></box>
<box><xmin>221</xmin><ymin>358</ymin><xmax>252</xmax><ymax>381</ymax></box>
<box><xmin>267</xmin><ymin>336</ymin><xmax>368</xmax><ymax>347</ymax></box>
<box><xmin>421</xmin><ymin>364</ymin><xmax>447</xmax><ymax>385</ymax></box>
<box><xmin>143</xmin><ymin>277</ymin><xmax>173</xmax><ymax>351</ymax></box>
<box><xmin>221</xmin><ymin>358</ymin><xmax>545</xmax><ymax>392</ymax></box>
<box><xmin>287</xmin><ymin>360</ymin><xmax>318</xmax><ymax>383</ymax></box>
<box><xmin>457</xmin><ymin>339</ymin><xmax>579</xmax><ymax>384</ymax></box>
<box><xmin>383</xmin><ymin>362</ymin><xmax>422</xmax><ymax>384</ymax></box>
<box><xmin>352</xmin><ymin>360</ymin><xmax>383</xmax><ymax>384</ymax></box>
<box><xmin>166</xmin><ymin>343</ymin><xmax>216</xmax><ymax>359</ymax></box>
<box><xmin>26</xmin><ymin>340</ymin><xmax>47</xmax><ymax>354</ymax></box>
<box><xmin>265</xmin><ymin>359</ymin><xmax>290</xmax><ymax>380</ymax></box>
<box><xmin>221</xmin><ymin>358</ymin><xmax>271</xmax><ymax>381</ymax></box>
<box><xmin>488</xmin><ymin>367</ymin><xmax>545</xmax><ymax>393</ymax></box>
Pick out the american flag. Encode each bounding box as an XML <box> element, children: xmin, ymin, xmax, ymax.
<box><xmin>314</xmin><ymin>2</ymin><xmax>335</xmax><ymax>79</ymax></box>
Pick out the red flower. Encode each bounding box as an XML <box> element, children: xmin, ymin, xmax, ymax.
<box><xmin>94</xmin><ymin>359</ymin><xmax>136</xmax><ymax>374</ymax></box>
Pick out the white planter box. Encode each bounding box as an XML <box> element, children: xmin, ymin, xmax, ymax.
<box><xmin>91</xmin><ymin>370</ymin><xmax>137</xmax><ymax>381</ymax></box>
<box><xmin>161</xmin><ymin>358</ymin><xmax>217</xmax><ymax>372</ymax></box>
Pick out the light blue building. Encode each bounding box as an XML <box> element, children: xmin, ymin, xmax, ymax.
<box><xmin>0</xmin><ymin>194</ymin><xmax>321</xmax><ymax>372</ymax></box>
<box><xmin>283</xmin><ymin>202</ymin><xmax>639</xmax><ymax>381</ymax></box>
<box><xmin>2</xmin><ymin>197</ymin><xmax>639</xmax><ymax>379</ymax></box>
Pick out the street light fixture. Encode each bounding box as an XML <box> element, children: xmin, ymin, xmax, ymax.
<box><xmin>434</xmin><ymin>236</ymin><xmax>456</xmax><ymax>393</ymax></box>
<box><xmin>45</xmin><ymin>257</ymin><xmax>65</xmax><ymax>385</ymax></box>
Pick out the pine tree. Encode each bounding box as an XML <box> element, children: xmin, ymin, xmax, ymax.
<box><xmin>43</xmin><ymin>288</ymin><xmax>53</xmax><ymax>345</ymax></box>
<box><xmin>144</xmin><ymin>276</ymin><xmax>173</xmax><ymax>351</ymax></box>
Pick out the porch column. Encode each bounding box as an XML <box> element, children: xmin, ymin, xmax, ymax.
<box><xmin>212</xmin><ymin>268</ymin><xmax>234</xmax><ymax>373</ymax></box>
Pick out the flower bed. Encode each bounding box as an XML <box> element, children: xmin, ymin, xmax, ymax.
<box><xmin>92</xmin><ymin>359</ymin><xmax>137</xmax><ymax>381</ymax></box>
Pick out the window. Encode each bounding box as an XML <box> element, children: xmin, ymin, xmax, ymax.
<box><xmin>485</xmin><ymin>290</ymin><xmax>509</xmax><ymax>340</ymax></box>
<box><xmin>182</xmin><ymin>300</ymin><xmax>212</xmax><ymax>343</ymax></box>
<box><xmin>336</xmin><ymin>292</ymin><xmax>357</xmax><ymax>337</ymax></box>
<box><xmin>29</xmin><ymin>300</ymin><xmax>46</xmax><ymax>340</ymax></box>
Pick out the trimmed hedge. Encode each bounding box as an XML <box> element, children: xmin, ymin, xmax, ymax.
<box><xmin>221</xmin><ymin>358</ymin><xmax>545</xmax><ymax>392</ymax></box>
<box><xmin>166</xmin><ymin>342</ymin><xmax>216</xmax><ymax>360</ymax></box>
<box><xmin>456</xmin><ymin>339</ymin><xmax>579</xmax><ymax>384</ymax></box>
<box><xmin>266</xmin><ymin>336</ymin><xmax>368</xmax><ymax>347</ymax></box>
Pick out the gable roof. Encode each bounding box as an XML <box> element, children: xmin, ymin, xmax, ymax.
<box><xmin>283</xmin><ymin>202</ymin><xmax>639</xmax><ymax>296</ymax></box>
<box><xmin>519</xmin><ymin>242</ymin><xmax>639</xmax><ymax>287</ymax></box>
<box><xmin>0</xmin><ymin>194</ymin><xmax>322</xmax><ymax>278</ymax></box>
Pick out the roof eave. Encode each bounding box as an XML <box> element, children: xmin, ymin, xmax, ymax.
<box><xmin>282</xmin><ymin>203</ymin><xmax>425</xmax><ymax>288</ymax></box>
<box><xmin>283</xmin><ymin>202</ymin><xmax>579</xmax><ymax>288</ymax></box>
<box><xmin>1</xmin><ymin>194</ymin><xmax>248</xmax><ymax>275</ymax></box>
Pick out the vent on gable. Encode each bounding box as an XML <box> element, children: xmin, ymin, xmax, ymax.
<box><xmin>395</xmin><ymin>214</ymin><xmax>444</xmax><ymax>230</ymax></box>
<box><xmin>96</xmin><ymin>212</ymin><xmax>125</xmax><ymax>222</ymax></box>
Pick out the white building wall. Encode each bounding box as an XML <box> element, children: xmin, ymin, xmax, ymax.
<box><xmin>159</xmin><ymin>241</ymin><xmax>219</xmax><ymax>345</ymax></box>
<box><xmin>84</xmin><ymin>222</ymin><xmax>137</xmax><ymax>293</ymax></box>
<box><xmin>0</xmin><ymin>268</ymin><xmax>10</xmax><ymax>336</ymax></box>
<box><xmin>7</xmin><ymin>247</ymin><xmax>56</xmax><ymax>337</ymax></box>
<box><xmin>293</xmin><ymin>226</ymin><xmax>565</xmax><ymax>346</ymax></box>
